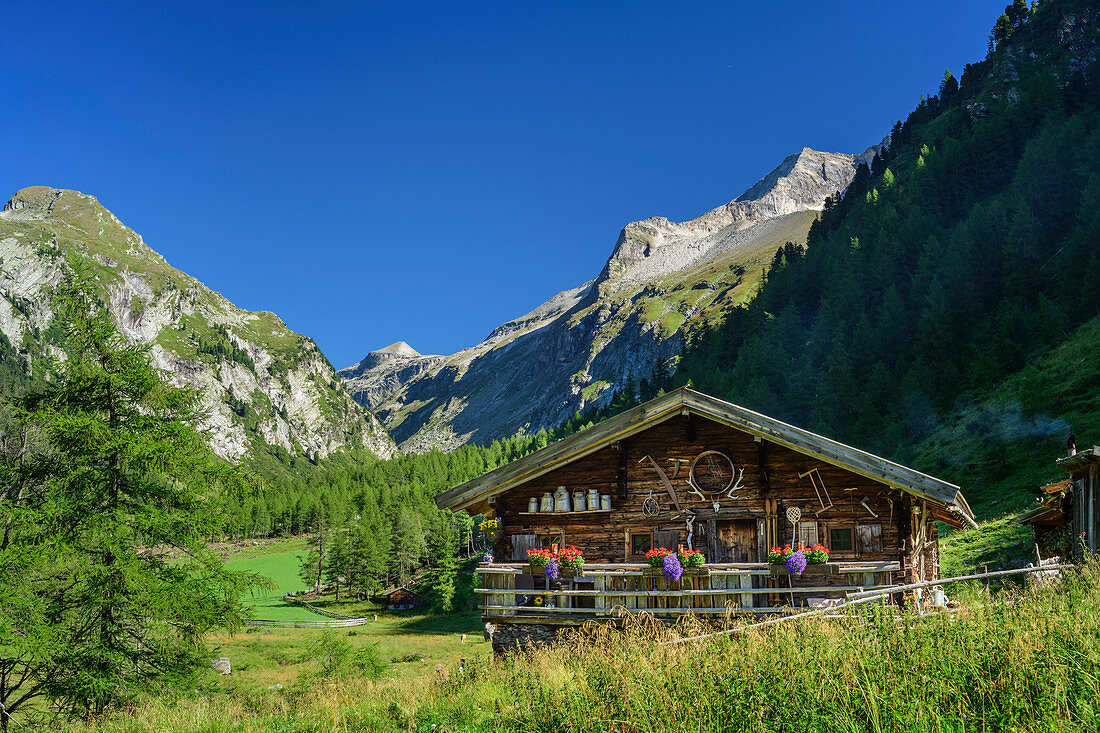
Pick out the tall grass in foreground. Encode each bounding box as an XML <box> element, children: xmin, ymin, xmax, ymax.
<box><xmin>66</xmin><ymin>562</ymin><xmax>1100</xmax><ymax>732</ymax></box>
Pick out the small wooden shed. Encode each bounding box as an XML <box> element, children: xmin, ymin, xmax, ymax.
<box><xmin>378</xmin><ymin>587</ymin><xmax>422</xmax><ymax>610</ymax></box>
<box><xmin>1021</xmin><ymin>447</ymin><xmax>1100</xmax><ymax>560</ymax></box>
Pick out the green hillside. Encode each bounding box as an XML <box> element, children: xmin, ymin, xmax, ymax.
<box><xmin>666</xmin><ymin>0</ymin><xmax>1100</xmax><ymax>510</ymax></box>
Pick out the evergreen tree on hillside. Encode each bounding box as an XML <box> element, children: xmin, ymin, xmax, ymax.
<box><xmin>0</xmin><ymin>272</ymin><xmax>254</xmax><ymax>726</ymax></box>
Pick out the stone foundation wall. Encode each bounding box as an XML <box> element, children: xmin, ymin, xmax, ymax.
<box><xmin>485</xmin><ymin>622</ymin><xmax>570</xmax><ymax>654</ymax></box>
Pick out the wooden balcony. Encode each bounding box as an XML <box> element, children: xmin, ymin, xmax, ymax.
<box><xmin>476</xmin><ymin>561</ymin><xmax>901</xmax><ymax>623</ymax></box>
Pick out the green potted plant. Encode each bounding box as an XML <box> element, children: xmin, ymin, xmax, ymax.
<box><xmin>643</xmin><ymin>547</ymin><xmax>672</xmax><ymax>576</ymax></box>
<box><xmin>525</xmin><ymin>548</ymin><xmax>554</xmax><ymax>575</ymax></box>
<box><xmin>806</xmin><ymin>544</ymin><xmax>830</xmax><ymax>565</ymax></box>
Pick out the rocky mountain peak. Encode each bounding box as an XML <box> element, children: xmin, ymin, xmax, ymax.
<box><xmin>378</xmin><ymin>341</ymin><xmax>421</xmax><ymax>358</ymax></box>
<box><xmin>4</xmin><ymin>186</ymin><xmax>77</xmax><ymax>214</ymax></box>
<box><xmin>342</xmin><ymin>141</ymin><xmax>885</xmax><ymax>452</ymax></box>
<box><xmin>0</xmin><ymin>187</ymin><xmax>396</xmax><ymax>464</ymax></box>
<box><xmin>595</xmin><ymin>145</ymin><xmax>882</xmax><ymax>295</ymax></box>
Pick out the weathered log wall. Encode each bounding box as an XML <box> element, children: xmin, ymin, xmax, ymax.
<box><xmin>492</xmin><ymin>414</ymin><xmax>937</xmax><ymax>580</ymax></box>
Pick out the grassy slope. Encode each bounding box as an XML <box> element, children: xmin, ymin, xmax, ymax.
<box><xmin>918</xmin><ymin>314</ymin><xmax>1100</xmax><ymax>573</ymax></box>
<box><xmin>200</xmin><ymin>611</ymin><xmax>488</xmax><ymax>692</ymax></box>
<box><xmin>69</xmin><ymin>563</ymin><xmax>1100</xmax><ymax>732</ymax></box>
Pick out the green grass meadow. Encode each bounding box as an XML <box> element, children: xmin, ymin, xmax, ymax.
<box><xmin>226</xmin><ymin>543</ymin><xmax>320</xmax><ymax>621</ymax></box>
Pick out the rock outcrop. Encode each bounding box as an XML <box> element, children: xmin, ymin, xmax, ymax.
<box><xmin>0</xmin><ymin>186</ymin><xmax>396</xmax><ymax>463</ymax></box>
<box><xmin>341</xmin><ymin>145</ymin><xmax>882</xmax><ymax>452</ymax></box>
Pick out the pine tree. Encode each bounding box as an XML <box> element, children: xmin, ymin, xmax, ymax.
<box><xmin>940</xmin><ymin>69</ymin><xmax>958</xmax><ymax>100</ymax></box>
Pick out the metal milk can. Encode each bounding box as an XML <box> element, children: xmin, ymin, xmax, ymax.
<box><xmin>553</xmin><ymin>486</ymin><xmax>572</xmax><ymax>512</ymax></box>
<box><xmin>573</xmin><ymin>490</ymin><xmax>587</xmax><ymax>512</ymax></box>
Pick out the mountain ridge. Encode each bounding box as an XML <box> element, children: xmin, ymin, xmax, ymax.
<box><xmin>341</xmin><ymin>143</ymin><xmax>883</xmax><ymax>452</ymax></box>
<box><xmin>0</xmin><ymin>186</ymin><xmax>397</xmax><ymax>466</ymax></box>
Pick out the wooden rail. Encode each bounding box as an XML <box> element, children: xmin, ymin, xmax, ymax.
<box><xmin>478</xmin><ymin>562</ymin><xmax>898</xmax><ymax>620</ymax></box>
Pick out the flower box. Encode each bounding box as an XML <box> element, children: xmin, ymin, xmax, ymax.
<box><xmin>522</xmin><ymin>565</ymin><xmax>580</xmax><ymax>580</ymax></box>
<box><xmin>770</xmin><ymin>564</ymin><xmax>833</xmax><ymax>577</ymax></box>
<box><xmin>681</xmin><ymin>567</ymin><xmax>711</xmax><ymax>578</ymax></box>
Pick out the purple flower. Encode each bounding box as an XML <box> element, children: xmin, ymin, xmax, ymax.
<box><xmin>786</xmin><ymin>551</ymin><xmax>807</xmax><ymax>576</ymax></box>
<box><xmin>545</xmin><ymin>557</ymin><xmax>560</xmax><ymax>581</ymax></box>
<box><xmin>663</xmin><ymin>553</ymin><xmax>683</xmax><ymax>582</ymax></box>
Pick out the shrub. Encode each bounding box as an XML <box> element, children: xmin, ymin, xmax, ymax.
<box><xmin>303</xmin><ymin>630</ymin><xmax>386</xmax><ymax>680</ymax></box>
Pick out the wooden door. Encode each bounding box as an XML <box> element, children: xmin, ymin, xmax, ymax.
<box><xmin>703</xmin><ymin>520</ymin><xmax>758</xmax><ymax>563</ymax></box>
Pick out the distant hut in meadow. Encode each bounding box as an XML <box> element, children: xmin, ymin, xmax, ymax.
<box><xmin>377</xmin><ymin>587</ymin><xmax>423</xmax><ymax>611</ymax></box>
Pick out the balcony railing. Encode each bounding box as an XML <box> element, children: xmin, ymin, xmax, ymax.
<box><xmin>476</xmin><ymin>561</ymin><xmax>901</xmax><ymax>619</ymax></box>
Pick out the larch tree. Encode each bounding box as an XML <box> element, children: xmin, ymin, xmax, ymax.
<box><xmin>0</xmin><ymin>271</ymin><xmax>256</xmax><ymax>727</ymax></box>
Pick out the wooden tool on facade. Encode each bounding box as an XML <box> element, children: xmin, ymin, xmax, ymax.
<box><xmin>639</xmin><ymin>454</ymin><xmax>682</xmax><ymax>511</ymax></box>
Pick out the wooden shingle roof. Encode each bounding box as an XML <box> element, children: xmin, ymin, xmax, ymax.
<box><xmin>435</xmin><ymin>387</ymin><xmax>976</xmax><ymax>528</ymax></box>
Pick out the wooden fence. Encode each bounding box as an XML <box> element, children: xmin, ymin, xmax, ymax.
<box><xmin>476</xmin><ymin>561</ymin><xmax>898</xmax><ymax>618</ymax></box>
<box><xmin>248</xmin><ymin>616</ymin><xmax>375</xmax><ymax>628</ymax></box>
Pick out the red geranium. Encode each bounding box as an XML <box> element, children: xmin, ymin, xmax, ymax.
<box><xmin>676</xmin><ymin>548</ymin><xmax>706</xmax><ymax>567</ymax></box>
<box><xmin>807</xmin><ymin>544</ymin><xmax>830</xmax><ymax>564</ymax></box>
<box><xmin>527</xmin><ymin>548</ymin><xmax>554</xmax><ymax>567</ymax></box>
<box><xmin>557</xmin><ymin>546</ymin><xmax>585</xmax><ymax>571</ymax></box>
<box><xmin>646</xmin><ymin>547</ymin><xmax>672</xmax><ymax>568</ymax></box>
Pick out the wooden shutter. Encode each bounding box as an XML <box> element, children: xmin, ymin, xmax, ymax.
<box><xmin>511</xmin><ymin>533</ymin><xmax>539</xmax><ymax>561</ymax></box>
<box><xmin>856</xmin><ymin>524</ymin><xmax>883</xmax><ymax>553</ymax></box>
<box><xmin>653</xmin><ymin>530</ymin><xmax>680</xmax><ymax>553</ymax></box>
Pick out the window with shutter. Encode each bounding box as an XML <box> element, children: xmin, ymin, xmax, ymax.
<box><xmin>798</xmin><ymin>522</ymin><xmax>819</xmax><ymax>548</ymax></box>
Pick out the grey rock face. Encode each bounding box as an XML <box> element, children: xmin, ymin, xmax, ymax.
<box><xmin>342</xmin><ymin>145</ymin><xmax>883</xmax><ymax>453</ymax></box>
<box><xmin>0</xmin><ymin>186</ymin><xmax>396</xmax><ymax>463</ymax></box>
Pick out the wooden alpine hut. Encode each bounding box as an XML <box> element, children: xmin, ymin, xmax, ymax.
<box><xmin>1020</xmin><ymin>445</ymin><xmax>1100</xmax><ymax>561</ymax></box>
<box><xmin>435</xmin><ymin>387</ymin><xmax>976</xmax><ymax>652</ymax></box>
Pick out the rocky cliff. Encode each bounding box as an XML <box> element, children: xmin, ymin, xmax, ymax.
<box><xmin>0</xmin><ymin>186</ymin><xmax>396</xmax><ymax>463</ymax></box>
<box><xmin>341</xmin><ymin>146</ymin><xmax>880</xmax><ymax>452</ymax></box>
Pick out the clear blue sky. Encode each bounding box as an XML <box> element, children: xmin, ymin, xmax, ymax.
<box><xmin>5</xmin><ymin>1</ymin><xmax>1005</xmax><ymax>367</ymax></box>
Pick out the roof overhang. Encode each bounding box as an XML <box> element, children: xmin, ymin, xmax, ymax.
<box><xmin>1058</xmin><ymin>447</ymin><xmax>1100</xmax><ymax>473</ymax></box>
<box><xmin>435</xmin><ymin>387</ymin><xmax>976</xmax><ymax>528</ymax></box>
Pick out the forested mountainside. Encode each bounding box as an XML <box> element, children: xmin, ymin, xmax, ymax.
<box><xmin>341</xmin><ymin>145</ymin><xmax>880</xmax><ymax>452</ymax></box>
<box><xmin>0</xmin><ymin>187</ymin><xmax>396</xmax><ymax>468</ymax></box>
<box><xmin>558</xmin><ymin>0</ymin><xmax>1100</xmax><ymax>532</ymax></box>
